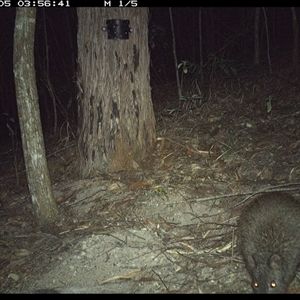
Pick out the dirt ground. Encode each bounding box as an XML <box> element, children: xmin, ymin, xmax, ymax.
<box><xmin>1</xmin><ymin>66</ymin><xmax>300</xmax><ymax>293</ymax></box>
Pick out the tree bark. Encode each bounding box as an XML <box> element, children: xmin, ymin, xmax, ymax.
<box><xmin>13</xmin><ymin>8</ymin><xmax>59</xmax><ymax>226</ymax></box>
<box><xmin>169</xmin><ymin>8</ymin><xmax>182</xmax><ymax>103</ymax></box>
<box><xmin>77</xmin><ymin>8</ymin><xmax>156</xmax><ymax>177</ymax></box>
<box><xmin>254</xmin><ymin>7</ymin><xmax>260</xmax><ymax>66</ymax></box>
<box><xmin>291</xmin><ymin>7</ymin><xmax>299</xmax><ymax>74</ymax></box>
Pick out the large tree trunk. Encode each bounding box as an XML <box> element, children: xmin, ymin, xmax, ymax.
<box><xmin>77</xmin><ymin>8</ymin><xmax>156</xmax><ymax>177</ymax></box>
<box><xmin>13</xmin><ymin>8</ymin><xmax>59</xmax><ymax>226</ymax></box>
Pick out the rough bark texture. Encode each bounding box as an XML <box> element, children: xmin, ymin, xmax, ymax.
<box><xmin>77</xmin><ymin>8</ymin><xmax>156</xmax><ymax>178</ymax></box>
<box><xmin>13</xmin><ymin>8</ymin><xmax>59</xmax><ymax>226</ymax></box>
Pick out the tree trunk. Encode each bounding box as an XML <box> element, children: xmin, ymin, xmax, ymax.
<box><xmin>169</xmin><ymin>8</ymin><xmax>181</xmax><ymax>103</ymax></box>
<box><xmin>77</xmin><ymin>8</ymin><xmax>156</xmax><ymax>177</ymax></box>
<box><xmin>262</xmin><ymin>8</ymin><xmax>272</xmax><ymax>74</ymax></box>
<box><xmin>291</xmin><ymin>7</ymin><xmax>299</xmax><ymax>74</ymax></box>
<box><xmin>254</xmin><ymin>7</ymin><xmax>260</xmax><ymax>66</ymax></box>
<box><xmin>13</xmin><ymin>8</ymin><xmax>59</xmax><ymax>226</ymax></box>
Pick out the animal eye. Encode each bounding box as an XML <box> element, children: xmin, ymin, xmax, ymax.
<box><xmin>270</xmin><ymin>281</ymin><xmax>277</xmax><ymax>288</ymax></box>
<box><xmin>253</xmin><ymin>281</ymin><xmax>259</xmax><ymax>288</ymax></box>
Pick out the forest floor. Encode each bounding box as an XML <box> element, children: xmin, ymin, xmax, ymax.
<box><xmin>1</xmin><ymin>64</ymin><xmax>300</xmax><ymax>294</ymax></box>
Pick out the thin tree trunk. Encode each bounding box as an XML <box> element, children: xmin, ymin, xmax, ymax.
<box><xmin>199</xmin><ymin>7</ymin><xmax>203</xmax><ymax>84</ymax></box>
<box><xmin>13</xmin><ymin>8</ymin><xmax>59</xmax><ymax>226</ymax></box>
<box><xmin>262</xmin><ymin>7</ymin><xmax>272</xmax><ymax>74</ymax></box>
<box><xmin>291</xmin><ymin>7</ymin><xmax>299</xmax><ymax>74</ymax></box>
<box><xmin>254</xmin><ymin>7</ymin><xmax>260</xmax><ymax>66</ymax></box>
<box><xmin>169</xmin><ymin>7</ymin><xmax>182</xmax><ymax>103</ymax></box>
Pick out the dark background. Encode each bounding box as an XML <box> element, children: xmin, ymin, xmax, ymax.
<box><xmin>0</xmin><ymin>7</ymin><xmax>298</xmax><ymax>143</ymax></box>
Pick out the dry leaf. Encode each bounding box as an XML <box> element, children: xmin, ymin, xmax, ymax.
<box><xmin>99</xmin><ymin>269</ymin><xmax>143</xmax><ymax>285</ymax></box>
<box><xmin>129</xmin><ymin>181</ymin><xmax>152</xmax><ymax>191</ymax></box>
<box><xmin>13</xmin><ymin>249</ymin><xmax>30</xmax><ymax>257</ymax></box>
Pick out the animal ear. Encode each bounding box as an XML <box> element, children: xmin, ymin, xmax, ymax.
<box><xmin>269</xmin><ymin>254</ymin><xmax>282</xmax><ymax>270</ymax></box>
<box><xmin>247</xmin><ymin>255</ymin><xmax>256</xmax><ymax>268</ymax></box>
